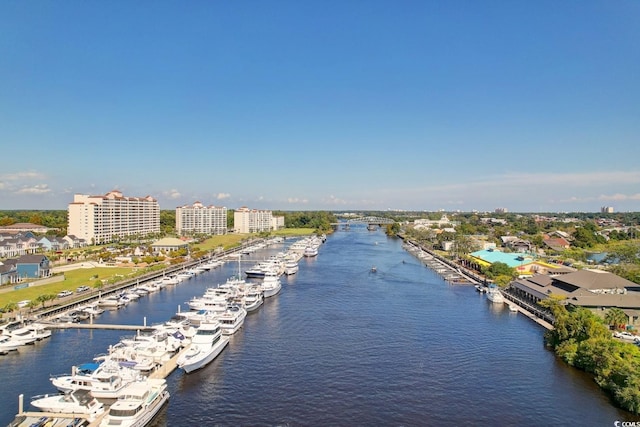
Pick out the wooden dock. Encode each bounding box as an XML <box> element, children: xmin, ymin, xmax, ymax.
<box><xmin>43</xmin><ymin>322</ymin><xmax>149</xmax><ymax>331</ymax></box>
<box><xmin>10</xmin><ymin>331</ymin><xmax>190</xmax><ymax>427</ymax></box>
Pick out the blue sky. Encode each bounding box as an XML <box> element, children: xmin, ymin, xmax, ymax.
<box><xmin>1</xmin><ymin>1</ymin><xmax>639</xmax><ymax>212</ymax></box>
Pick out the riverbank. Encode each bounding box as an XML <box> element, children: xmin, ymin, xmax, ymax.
<box><xmin>401</xmin><ymin>237</ymin><xmax>555</xmax><ymax>331</ymax></box>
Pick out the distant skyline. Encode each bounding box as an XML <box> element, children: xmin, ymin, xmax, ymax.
<box><xmin>1</xmin><ymin>1</ymin><xmax>639</xmax><ymax>213</ymax></box>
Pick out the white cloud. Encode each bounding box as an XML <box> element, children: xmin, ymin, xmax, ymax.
<box><xmin>598</xmin><ymin>193</ymin><xmax>640</xmax><ymax>201</ymax></box>
<box><xmin>165</xmin><ymin>189</ymin><xmax>181</xmax><ymax>199</ymax></box>
<box><xmin>216</xmin><ymin>193</ymin><xmax>231</xmax><ymax>200</ymax></box>
<box><xmin>2</xmin><ymin>171</ymin><xmax>46</xmax><ymax>181</ymax></box>
<box><xmin>15</xmin><ymin>184</ymin><xmax>51</xmax><ymax>195</ymax></box>
<box><xmin>286</xmin><ymin>198</ymin><xmax>309</xmax><ymax>204</ymax></box>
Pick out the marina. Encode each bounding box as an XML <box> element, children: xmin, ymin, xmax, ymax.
<box><xmin>1</xmin><ymin>229</ymin><xmax>635</xmax><ymax>426</ymax></box>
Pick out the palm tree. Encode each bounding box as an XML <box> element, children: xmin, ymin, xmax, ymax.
<box><xmin>35</xmin><ymin>293</ymin><xmax>56</xmax><ymax>309</ymax></box>
<box><xmin>604</xmin><ymin>307</ymin><xmax>628</xmax><ymax>331</ymax></box>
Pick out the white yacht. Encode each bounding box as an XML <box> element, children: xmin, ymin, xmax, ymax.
<box><xmin>98</xmin><ymin>295</ymin><xmax>125</xmax><ymax>309</ymax></box>
<box><xmin>30</xmin><ymin>389</ymin><xmax>105</xmax><ymax>419</ymax></box>
<box><xmin>3</xmin><ymin>324</ymin><xmax>39</xmax><ymax>345</ymax></box>
<box><xmin>0</xmin><ymin>335</ymin><xmax>21</xmax><ymax>353</ymax></box>
<box><xmin>284</xmin><ymin>260</ymin><xmax>299</xmax><ymax>275</ymax></box>
<box><xmin>218</xmin><ymin>305</ymin><xmax>247</xmax><ymax>335</ymax></box>
<box><xmin>261</xmin><ymin>271</ymin><xmax>282</xmax><ymax>298</ymax></box>
<box><xmin>486</xmin><ymin>285</ymin><xmax>505</xmax><ymax>304</ymax></box>
<box><xmin>303</xmin><ymin>245</ymin><xmax>318</xmax><ymax>257</ymax></box>
<box><xmin>51</xmin><ymin>359</ymin><xmax>142</xmax><ymax>399</ymax></box>
<box><xmin>177</xmin><ymin>318</ymin><xmax>229</xmax><ymax>373</ymax></box>
<box><xmin>100</xmin><ymin>378</ymin><xmax>169</xmax><ymax>427</ymax></box>
<box><xmin>243</xmin><ymin>286</ymin><xmax>264</xmax><ymax>312</ymax></box>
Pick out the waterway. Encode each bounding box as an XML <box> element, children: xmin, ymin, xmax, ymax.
<box><xmin>1</xmin><ymin>228</ymin><xmax>636</xmax><ymax>426</ymax></box>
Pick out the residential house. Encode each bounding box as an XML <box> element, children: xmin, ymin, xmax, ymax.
<box><xmin>2</xmin><ymin>254</ymin><xmax>51</xmax><ymax>281</ymax></box>
<box><xmin>63</xmin><ymin>235</ymin><xmax>88</xmax><ymax>249</ymax></box>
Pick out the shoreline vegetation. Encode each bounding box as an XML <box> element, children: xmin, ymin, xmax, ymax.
<box><xmin>542</xmin><ymin>300</ymin><xmax>640</xmax><ymax>414</ymax></box>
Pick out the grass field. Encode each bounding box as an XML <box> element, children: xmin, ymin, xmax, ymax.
<box><xmin>0</xmin><ymin>267</ymin><xmax>135</xmax><ymax>310</ymax></box>
<box><xmin>1</xmin><ymin>229</ymin><xmax>317</xmax><ymax>314</ymax></box>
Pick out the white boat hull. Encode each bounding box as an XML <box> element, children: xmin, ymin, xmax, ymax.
<box><xmin>178</xmin><ymin>336</ymin><xmax>229</xmax><ymax>373</ymax></box>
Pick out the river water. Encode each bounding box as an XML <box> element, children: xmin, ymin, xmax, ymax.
<box><xmin>1</xmin><ymin>227</ymin><xmax>635</xmax><ymax>426</ymax></box>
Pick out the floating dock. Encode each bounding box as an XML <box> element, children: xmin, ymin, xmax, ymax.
<box><xmin>9</xmin><ymin>338</ymin><xmax>189</xmax><ymax>427</ymax></box>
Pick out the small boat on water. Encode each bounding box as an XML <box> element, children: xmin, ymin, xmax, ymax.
<box><xmin>303</xmin><ymin>246</ymin><xmax>318</xmax><ymax>257</ymax></box>
<box><xmin>0</xmin><ymin>335</ymin><xmax>21</xmax><ymax>353</ymax></box>
<box><xmin>99</xmin><ymin>378</ymin><xmax>170</xmax><ymax>427</ymax></box>
<box><xmin>261</xmin><ymin>271</ymin><xmax>282</xmax><ymax>298</ymax></box>
<box><xmin>486</xmin><ymin>285</ymin><xmax>505</xmax><ymax>304</ymax></box>
<box><xmin>284</xmin><ymin>260</ymin><xmax>299</xmax><ymax>275</ymax></box>
<box><xmin>177</xmin><ymin>318</ymin><xmax>229</xmax><ymax>373</ymax></box>
<box><xmin>30</xmin><ymin>389</ymin><xmax>104</xmax><ymax>419</ymax></box>
<box><xmin>243</xmin><ymin>287</ymin><xmax>264</xmax><ymax>312</ymax></box>
<box><xmin>218</xmin><ymin>305</ymin><xmax>247</xmax><ymax>335</ymax></box>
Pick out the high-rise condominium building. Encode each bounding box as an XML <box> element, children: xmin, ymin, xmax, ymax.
<box><xmin>234</xmin><ymin>207</ymin><xmax>281</xmax><ymax>234</ymax></box>
<box><xmin>68</xmin><ymin>190</ymin><xmax>160</xmax><ymax>245</ymax></box>
<box><xmin>176</xmin><ymin>201</ymin><xmax>228</xmax><ymax>235</ymax></box>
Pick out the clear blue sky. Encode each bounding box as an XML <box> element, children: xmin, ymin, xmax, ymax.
<box><xmin>1</xmin><ymin>1</ymin><xmax>639</xmax><ymax>212</ymax></box>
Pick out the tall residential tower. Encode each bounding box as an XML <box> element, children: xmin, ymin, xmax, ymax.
<box><xmin>68</xmin><ymin>190</ymin><xmax>160</xmax><ymax>245</ymax></box>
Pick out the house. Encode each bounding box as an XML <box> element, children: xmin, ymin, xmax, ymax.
<box><xmin>509</xmin><ymin>269</ymin><xmax>640</xmax><ymax>326</ymax></box>
<box><xmin>37</xmin><ymin>236</ymin><xmax>70</xmax><ymax>252</ymax></box>
<box><xmin>0</xmin><ymin>234</ymin><xmax>40</xmax><ymax>258</ymax></box>
<box><xmin>63</xmin><ymin>235</ymin><xmax>88</xmax><ymax>249</ymax></box>
<box><xmin>0</xmin><ymin>262</ymin><xmax>18</xmax><ymax>285</ymax></box>
<box><xmin>543</xmin><ymin>235</ymin><xmax>571</xmax><ymax>252</ymax></box>
<box><xmin>2</xmin><ymin>254</ymin><xmax>51</xmax><ymax>280</ymax></box>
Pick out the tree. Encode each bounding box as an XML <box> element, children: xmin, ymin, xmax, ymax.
<box><xmin>36</xmin><ymin>293</ymin><xmax>56</xmax><ymax>309</ymax></box>
<box><xmin>604</xmin><ymin>307</ymin><xmax>628</xmax><ymax>330</ymax></box>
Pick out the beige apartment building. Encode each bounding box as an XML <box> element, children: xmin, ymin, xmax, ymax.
<box><xmin>176</xmin><ymin>202</ymin><xmax>227</xmax><ymax>236</ymax></box>
<box><xmin>68</xmin><ymin>190</ymin><xmax>160</xmax><ymax>245</ymax></box>
<box><xmin>234</xmin><ymin>207</ymin><xmax>283</xmax><ymax>234</ymax></box>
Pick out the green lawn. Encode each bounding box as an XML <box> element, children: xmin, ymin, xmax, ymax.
<box><xmin>0</xmin><ymin>267</ymin><xmax>135</xmax><ymax>309</ymax></box>
<box><xmin>1</xmin><ymin>229</ymin><xmax>317</xmax><ymax>313</ymax></box>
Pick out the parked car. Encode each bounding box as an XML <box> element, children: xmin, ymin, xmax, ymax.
<box><xmin>76</xmin><ymin>286</ymin><xmax>90</xmax><ymax>293</ymax></box>
<box><xmin>57</xmin><ymin>290</ymin><xmax>73</xmax><ymax>298</ymax></box>
<box><xmin>614</xmin><ymin>331</ymin><xmax>638</xmax><ymax>341</ymax></box>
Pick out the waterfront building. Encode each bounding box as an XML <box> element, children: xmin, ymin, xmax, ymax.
<box><xmin>233</xmin><ymin>207</ymin><xmax>283</xmax><ymax>234</ymax></box>
<box><xmin>151</xmin><ymin>237</ymin><xmax>189</xmax><ymax>254</ymax></box>
<box><xmin>176</xmin><ymin>202</ymin><xmax>227</xmax><ymax>236</ymax></box>
<box><xmin>509</xmin><ymin>269</ymin><xmax>640</xmax><ymax>327</ymax></box>
<box><xmin>67</xmin><ymin>190</ymin><xmax>160</xmax><ymax>245</ymax></box>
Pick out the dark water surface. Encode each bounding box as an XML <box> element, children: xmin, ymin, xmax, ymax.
<box><xmin>1</xmin><ymin>228</ymin><xmax>635</xmax><ymax>426</ymax></box>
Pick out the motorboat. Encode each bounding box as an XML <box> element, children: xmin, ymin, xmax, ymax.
<box><xmin>303</xmin><ymin>246</ymin><xmax>318</xmax><ymax>257</ymax></box>
<box><xmin>218</xmin><ymin>305</ymin><xmax>247</xmax><ymax>335</ymax></box>
<box><xmin>486</xmin><ymin>285</ymin><xmax>505</xmax><ymax>304</ymax></box>
<box><xmin>0</xmin><ymin>335</ymin><xmax>21</xmax><ymax>353</ymax></box>
<box><xmin>243</xmin><ymin>286</ymin><xmax>264</xmax><ymax>312</ymax></box>
<box><xmin>3</xmin><ymin>324</ymin><xmax>39</xmax><ymax>345</ymax></box>
<box><xmin>25</xmin><ymin>322</ymin><xmax>52</xmax><ymax>340</ymax></box>
<box><xmin>261</xmin><ymin>271</ymin><xmax>282</xmax><ymax>298</ymax></box>
<box><xmin>99</xmin><ymin>378</ymin><xmax>170</xmax><ymax>427</ymax></box>
<box><xmin>51</xmin><ymin>359</ymin><xmax>142</xmax><ymax>399</ymax></box>
<box><xmin>177</xmin><ymin>317</ymin><xmax>229</xmax><ymax>373</ymax></box>
<box><xmin>83</xmin><ymin>303</ymin><xmax>105</xmax><ymax>316</ymax></box>
<box><xmin>98</xmin><ymin>295</ymin><xmax>125</xmax><ymax>309</ymax></box>
<box><xmin>284</xmin><ymin>260</ymin><xmax>299</xmax><ymax>275</ymax></box>
<box><xmin>30</xmin><ymin>389</ymin><xmax>105</xmax><ymax>419</ymax></box>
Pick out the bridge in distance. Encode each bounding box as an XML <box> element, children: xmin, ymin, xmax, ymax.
<box><xmin>331</xmin><ymin>216</ymin><xmax>396</xmax><ymax>228</ymax></box>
